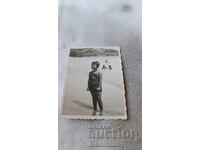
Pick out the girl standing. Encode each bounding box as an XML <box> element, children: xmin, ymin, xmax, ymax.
<box><xmin>87</xmin><ymin>61</ymin><xmax>103</xmax><ymax>116</ymax></box>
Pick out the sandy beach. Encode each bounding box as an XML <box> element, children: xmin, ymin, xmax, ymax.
<box><xmin>62</xmin><ymin>56</ymin><xmax>126</xmax><ymax>118</ymax></box>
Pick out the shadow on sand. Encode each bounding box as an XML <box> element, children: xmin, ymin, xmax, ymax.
<box><xmin>72</xmin><ymin>100</ymin><xmax>124</xmax><ymax>116</ymax></box>
<box><xmin>72</xmin><ymin>100</ymin><xmax>93</xmax><ymax>110</ymax></box>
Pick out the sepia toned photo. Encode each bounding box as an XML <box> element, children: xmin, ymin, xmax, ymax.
<box><xmin>61</xmin><ymin>47</ymin><xmax>127</xmax><ymax>119</ymax></box>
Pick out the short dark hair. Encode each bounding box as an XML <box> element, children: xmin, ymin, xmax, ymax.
<box><xmin>92</xmin><ymin>61</ymin><xmax>100</xmax><ymax>68</ymax></box>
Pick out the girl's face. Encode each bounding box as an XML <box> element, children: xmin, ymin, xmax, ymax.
<box><xmin>91</xmin><ymin>64</ymin><xmax>97</xmax><ymax>71</ymax></box>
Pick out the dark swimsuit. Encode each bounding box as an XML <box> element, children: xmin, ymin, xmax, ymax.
<box><xmin>88</xmin><ymin>71</ymin><xmax>103</xmax><ymax>111</ymax></box>
<box><xmin>88</xmin><ymin>71</ymin><xmax>102</xmax><ymax>92</ymax></box>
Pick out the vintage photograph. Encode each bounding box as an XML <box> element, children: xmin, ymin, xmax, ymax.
<box><xmin>61</xmin><ymin>47</ymin><xmax>127</xmax><ymax>119</ymax></box>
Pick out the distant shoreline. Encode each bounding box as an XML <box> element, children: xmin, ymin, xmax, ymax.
<box><xmin>70</xmin><ymin>48</ymin><xmax>119</xmax><ymax>57</ymax></box>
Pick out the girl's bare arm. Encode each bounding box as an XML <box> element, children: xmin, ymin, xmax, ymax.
<box><xmin>87</xmin><ymin>72</ymin><xmax>90</xmax><ymax>90</ymax></box>
<box><xmin>98</xmin><ymin>72</ymin><xmax>103</xmax><ymax>89</ymax></box>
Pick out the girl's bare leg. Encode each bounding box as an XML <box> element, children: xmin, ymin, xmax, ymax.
<box><xmin>91</xmin><ymin>91</ymin><xmax>97</xmax><ymax>116</ymax></box>
<box><xmin>96</xmin><ymin>91</ymin><xmax>103</xmax><ymax>116</ymax></box>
